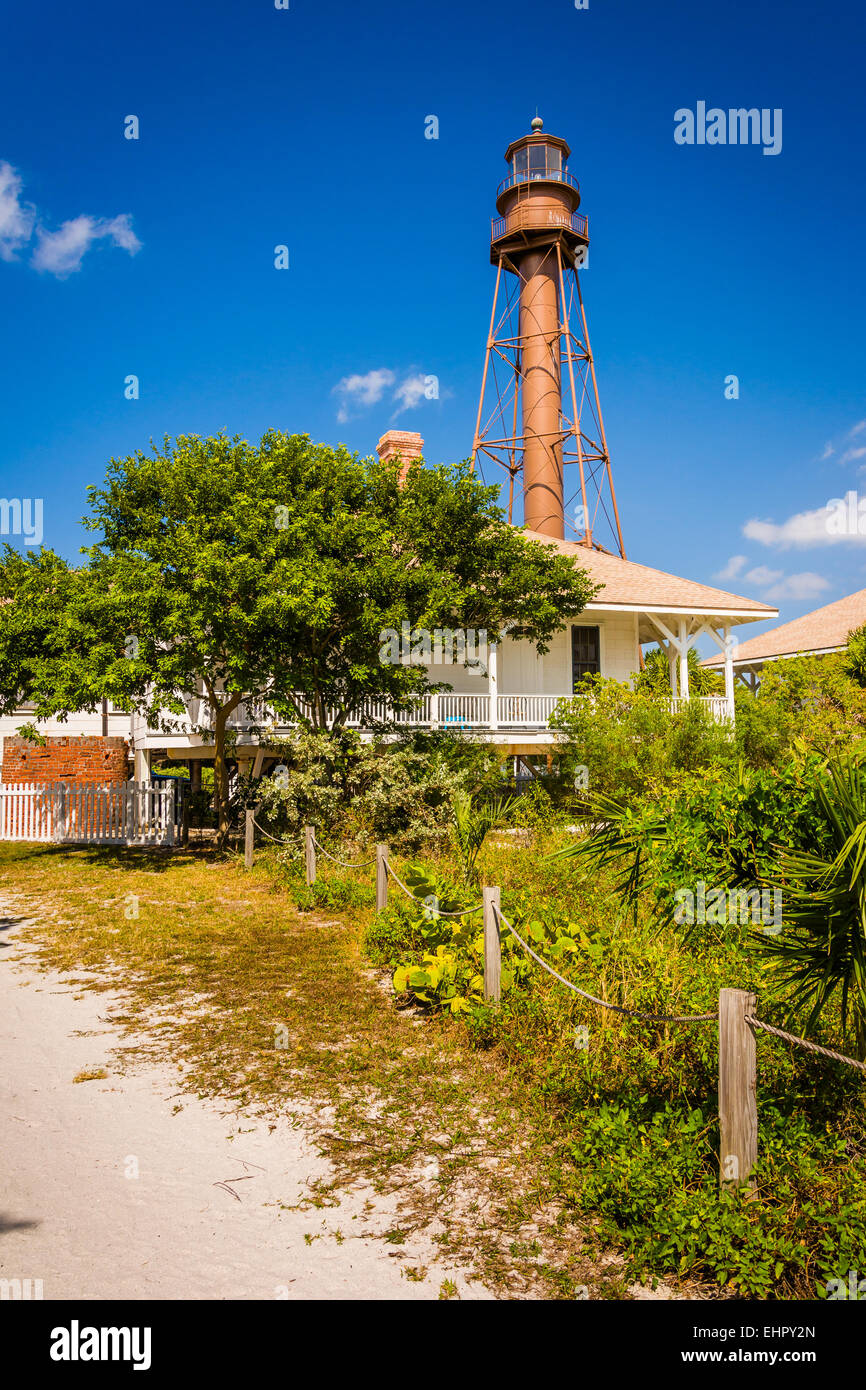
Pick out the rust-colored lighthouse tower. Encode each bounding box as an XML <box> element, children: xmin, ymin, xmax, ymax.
<box><xmin>471</xmin><ymin>117</ymin><xmax>625</xmax><ymax>555</ymax></box>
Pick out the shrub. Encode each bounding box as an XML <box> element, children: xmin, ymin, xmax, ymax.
<box><xmin>556</xmin><ymin>754</ymin><xmax>829</xmax><ymax>935</ymax></box>
<box><xmin>506</xmin><ymin>781</ymin><xmax>560</xmax><ymax>833</ymax></box>
<box><xmin>843</xmin><ymin>622</ymin><xmax>866</xmax><ymax>688</ymax></box>
<box><xmin>551</xmin><ymin>677</ymin><xmax>733</xmax><ymax>801</ymax></box>
<box><xmin>759</xmin><ymin>652</ymin><xmax>866</xmax><ymax>751</ymax></box>
<box><xmin>732</xmin><ymin>687</ymin><xmax>795</xmax><ymax>767</ymax></box>
<box><xmin>250</xmin><ymin>728</ymin><xmax>496</xmax><ymax>851</ymax></box>
<box><xmin>757</xmin><ymin>747</ymin><xmax>866</xmax><ymax>1057</ymax></box>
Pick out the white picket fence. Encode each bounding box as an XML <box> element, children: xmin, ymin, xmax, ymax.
<box><xmin>0</xmin><ymin>781</ymin><xmax>177</xmax><ymax>846</ymax></box>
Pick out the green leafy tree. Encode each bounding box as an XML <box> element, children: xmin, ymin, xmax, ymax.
<box><xmin>759</xmin><ymin>652</ymin><xmax>866</xmax><ymax>751</ymax></box>
<box><xmin>5</xmin><ymin>432</ymin><xmax>597</xmax><ymax>843</ymax></box>
<box><xmin>635</xmin><ymin>644</ymin><xmax>723</xmax><ymax>697</ymax></box>
<box><xmin>0</xmin><ymin>546</ymin><xmax>97</xmax><ymax>724</ymax></box>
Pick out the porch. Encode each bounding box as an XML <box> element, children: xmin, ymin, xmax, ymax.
<box><xmin>320</xmin><ymin>691</ymin><xmax>733</xmax><ymax>731</ymax></box>
<box><xmin>130</xmin><ymin>689</ymin><xmax>735</xmax><ymax>756</ymax></box>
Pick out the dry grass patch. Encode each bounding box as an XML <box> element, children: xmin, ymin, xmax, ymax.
<box><xmin>0</xmin><ymin>841</ymin><xmax>646</xmax><ymax>1298</ymax></box>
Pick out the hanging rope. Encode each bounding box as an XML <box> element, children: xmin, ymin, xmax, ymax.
<box><xmin>494</xmin><ymin>906</ymin><xmax>715</xmax><ymax>1024</ymax></box>
<box><xmin>311</xmin><ymin>836</ymin><xmax>376</xmax><ymax>870</ymax></box>
<box><xmin>383</xmin><ymin>860</ymin><xmax>484</xmax><ymax>917</ymax></box>
<box><xmin>250</xmin><ymin>816</ymin><xmax>303</xmax><ymax>856</ymax></box>
<box><xmin>745</xmin><ymin>1015</ymin><xmax>866</xmax><ymax>1075</ymax></box>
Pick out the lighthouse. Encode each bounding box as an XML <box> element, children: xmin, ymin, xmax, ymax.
<box><xmin>472</xmin><ymin>118</ymin><xmax>625</xmax><ymax>555</ymax></box>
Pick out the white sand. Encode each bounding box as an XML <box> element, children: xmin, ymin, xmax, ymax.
<box><xmin>0</xmin><ymin>911</ymin><xmax>492</xmax><ymax>1301</ymax></box>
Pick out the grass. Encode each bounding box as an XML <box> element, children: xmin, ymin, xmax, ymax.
<box><xmin>3</xmin><ymin>827</ymin><xmax>863</xmax><ymax>1299</ymax></box>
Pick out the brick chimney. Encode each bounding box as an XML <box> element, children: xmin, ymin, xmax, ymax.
<box><xmin>376</xmin><ymin>430</ymin><xmax>424</xmax><ymax>484</ymax></box>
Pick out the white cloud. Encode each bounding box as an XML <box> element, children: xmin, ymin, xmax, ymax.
<box><xmin>392</xmin><ymin>373</ymin><xmax>429</xmax><ymax>414</ymax></box>
<box><xmin>744</xmin><ymin>565</ymin><xmax>784</xmax><ymax>586</ymax></box>
<box><xmin>817</xmin><ymin>419</ymin><xmax>866</xmax><ymax>465</ymax></box>
<box><xmin>31</xmin><ymin>213</ymin><xmax>141</xmax><ymax>277</ymax></box>
<box><xmin>840</xmin><ymin>445</ymin><xmax>866</xmax><ymax>466</ymax></box>
<box><xmin>0</xmin><ymin>161</ymin><xmax>36</xmax><ymax>260</ymax></box>
<box><xmin>333</xmin><ymin>367</ymin><xmax>440</xmax><ymax>422</ymax></box>
<box><xmin>0</xmin><ymin>158</ymin><xmax>140</xmax><ymax>277</ymax></box>
<box><xmin>743</xmin><ymin>505</ymin><xmax>845</xmax><ymax>548</ymax></box>
<box><xmin>714</xmin><ymin>554</ymin><xmax>748</xmax><ymax>581</ymax></box>
<box><xmin>725</xmin><ymin>550</ymin><xmax>831</xmax><ymax>602</ymax></box>
<box><xmin>763</xmin><ymin>572</ymin><xmax>830</xmax><ymax>601</ymax></box>
<box><xmin>332</xmin><ymin>368</ymin><xmax>395</xmax><ymax>423</ymax></box>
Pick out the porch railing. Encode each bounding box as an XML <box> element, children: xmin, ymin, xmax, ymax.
<box><xmin>133</xmin><ymin>692</ymin><xmax>734</xmax><ymax>739</ymax></box>
<box><xmin>667</xmin><ymin>694</ymin><xmax>733</xmax><ymax>722</ymax></box>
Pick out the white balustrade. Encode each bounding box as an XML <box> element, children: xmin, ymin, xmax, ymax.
<box><xmin>129</xmin><ymin>690</ymin><xmax>736</xmax><ymax>742</ymax></box>
<box><xmin>667</xmin><ymin>695</ymin><xmax>734</xmax><ymax>723</ymax></box>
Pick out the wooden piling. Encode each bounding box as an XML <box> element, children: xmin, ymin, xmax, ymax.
<box><xmin>483</xmin><ymin>886</ymin><xmax>501</xmax><ymax>1003</ymax></box>
<box><xmin>718</xmin><ymin>988</ymin><xmax>758</xmax><ymax>1186</ymax></box>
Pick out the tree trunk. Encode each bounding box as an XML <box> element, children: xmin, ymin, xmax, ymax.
<box><xmin>213</xmin><ymin>706</ymin><xmax>231</xmax><ymax>847</ymax></box>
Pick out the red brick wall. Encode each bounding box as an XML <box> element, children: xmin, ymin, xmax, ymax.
<box><xmin>1</xmin><ymin>736</ymin><xmax>130</xmax><ymax>785</ymax></box>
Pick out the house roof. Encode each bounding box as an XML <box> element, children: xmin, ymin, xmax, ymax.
<box><xmin>702</xmin><ymin>586</ymin><xmax>866</xmax><ymax>668</ymax></box>
<box><xmin>523</xmin><ymin>532</ymin><xmax>778</xmax><ymax>630</ymax></box>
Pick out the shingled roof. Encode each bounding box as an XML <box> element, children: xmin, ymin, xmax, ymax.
<box><xmin>703</xmin><ymin>586</ymin><xmax>866</xmax><ymax>668</ymax></box>
<box><xmin>523</xmin><ymin>532</ymin><xmax>778</xmax><ymax>625</ymax></box>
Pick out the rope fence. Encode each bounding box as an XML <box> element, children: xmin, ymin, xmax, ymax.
<box><xmin>242</xmin><ymin>809</ymin><xmax>866</xmax><ymax>1183</ymax></box>
<box><xmin>384</xmin><ymin>860</ymin><xmax>484</xmax><ymax>918</ymax></box>
<box><xmin>312</xmin><ymin>836</ymin><xmax>376</xmax><ymax>870</ymax></box>
<box><xmin>495</xmin><ymin>907</ymin><xmax>715</xmax><ymax>1024</ymax></box>
<box><xmin>745</xmin><ymin>1015</ymin><xmax>866</xmax><ymax>1076</ymax></box>
<box><xmin>250</xmin><ymin>815</ymin><xmax>304</xmax><ymax>854</ymax></box>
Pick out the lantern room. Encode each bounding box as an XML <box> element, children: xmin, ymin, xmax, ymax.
<box><xmin>491</xmin><ymin>117</ymin><xmax>588</xmax><ymax>264</ymax></box>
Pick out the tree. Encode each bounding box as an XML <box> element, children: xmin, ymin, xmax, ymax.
<box><xmin>635</xmin><ymin>643</ymin><xmax>723</xmax><ymax>697</ymax></box>
<box><xmin>0</xmin><ymin>546</ymin><xmax>91</xmax><ymax>719</ymax></box>
<box><xmin>11</xmin><ymin>432</ymin><xmax>597</xmax><ymax>842</ymax></box>
<box><xmin>759</xmin><ymin>651</ymin><xmax>866</xmax><ymax>751</ymax></box>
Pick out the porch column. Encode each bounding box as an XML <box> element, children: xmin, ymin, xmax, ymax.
<box><xmin>667</xmin><ymin>645</ymin><xmax>678</xmax><ymax>698</ymax></box>
<box><xmin>723</xmin><ymin>624</ymin><xmax>735</xmax><ymax>716</ymax></box>
<box><xmin>488</xmin><ymin>640</ymin><xmax>498</xmax><ymax>730</ymax></box>
<box><xmin>678</xmin><ymin>619</ymin><xmax>690</xmax><ymax>700</ymax></box>
<box><xmin>134</xmin><ymin>746</ymin><xmax>151</xmax><ymax>783</ymax></box>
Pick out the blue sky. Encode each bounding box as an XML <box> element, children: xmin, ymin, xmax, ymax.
<box><xmin>1</xmin><ymin>0</ymin><xmax>865</xmax><ymax>648</ymax></box>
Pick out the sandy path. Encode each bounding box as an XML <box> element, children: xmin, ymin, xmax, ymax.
<box><xmin>0</xmin><ymin>910</ymin><xmax>492</xmax><ymax>1301</ymax></box>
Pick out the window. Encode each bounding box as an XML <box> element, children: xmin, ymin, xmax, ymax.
<box><xmin>572</xmin><ymin>625</ymin><xmax>601</xmax><ymax>689</ymax></box>
<box><xmin>528</xmin><ymin>143</ymin><xmax>548</xmax><ymax>177</ymax></box>
<box><xmin>513</xmin><ymin>145</ymin><xmax>562</xmax><ymax>182</ymax></box>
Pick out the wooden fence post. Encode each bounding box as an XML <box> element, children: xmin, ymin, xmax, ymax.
<box><xmin>305</xmin><ymin>825</ymin><xmax>316</xmax><ymax>886</ymax></box>
<box><xmin>244</xmin><ymin>808</ymin><xmax>255</xmax><ymax>870</ymax></box>
<box><xmin>483</xmin><ymin>886</ymin><xmax>501</xmax><ymax>1004</ymax></box>
<box><xmin>718</xmin><ymin>987</ymin><xmax>758</xmax><ymax>1186</ymax></box>
<box><xmin>376</xmin><ymin>843</ymin><xmax>388</xmax><ymax>912</ymax></box>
